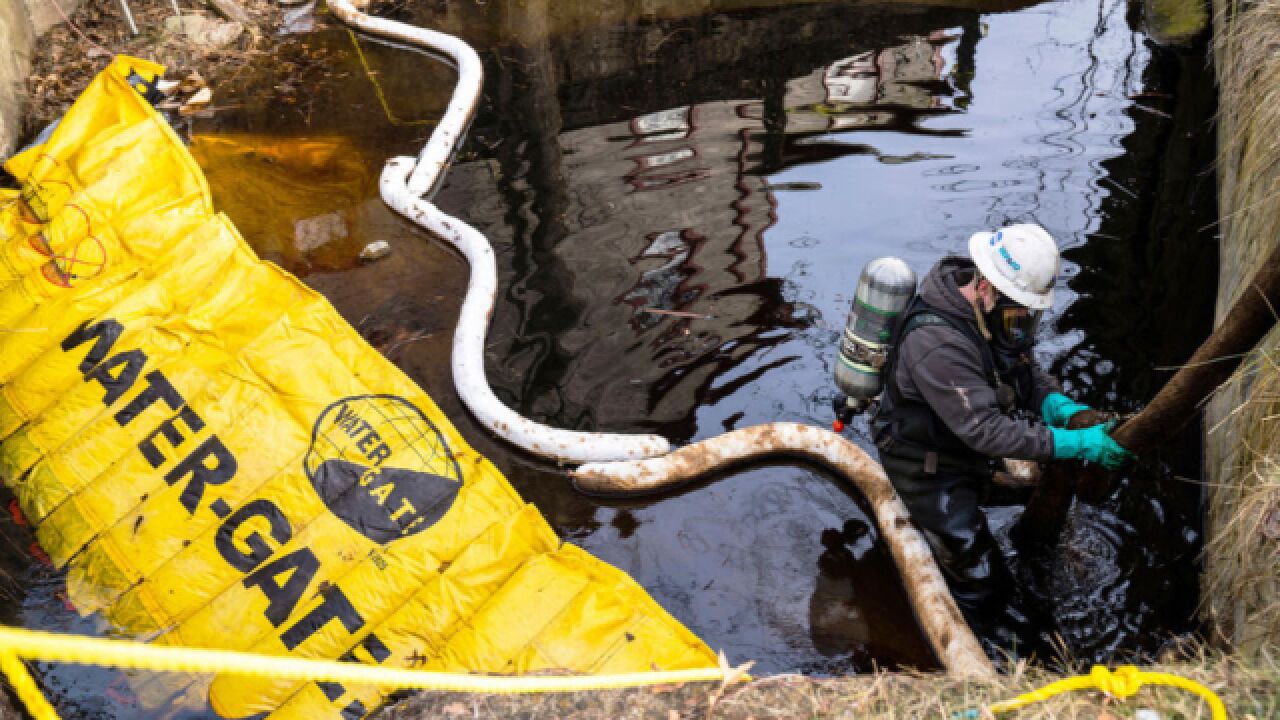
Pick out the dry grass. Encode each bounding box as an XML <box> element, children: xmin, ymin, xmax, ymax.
<box><xmin>1203</xmin><ymin>342</ymin><xmax>1280</xmax><ymax>655</ymax></box>
<box><xmin>373</xmin><ymin>650</ymin><xmax>1279</xmax><ymax>720</ymax></box>
<box><xmin>21</xmin><ymin>0</ymin><xmax>280</xmax><ymax>138</ymax></box>
<box><xmin>1202</xmin><ymin>0</ymin><xmax>1280</xmax><ymax>657</ymax></box>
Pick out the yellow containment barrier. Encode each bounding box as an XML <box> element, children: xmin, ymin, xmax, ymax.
<box><xmin>0</xmin><ymin>56</ymin><xmax>717</xmax><ymax>719</ymax></box>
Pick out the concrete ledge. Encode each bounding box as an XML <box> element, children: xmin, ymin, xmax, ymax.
<box><xmin>0</xmin><ymin>0</ymin><xmax>85</xmax><ymax>158</ymax></box>
<box><xmin>0</xmin><ymin>0</ymin><xmax>35</xmax><ymax>159</ymax></box>
<box><xmin>26</xmin><ymin>0</ymin><xmax>85</xmax><ymax>37</ymax></box>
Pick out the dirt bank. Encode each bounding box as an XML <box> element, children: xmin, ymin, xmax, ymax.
<box><xmin>18</xmin><ymin>0</ymin><xmax>279</xmax><ymax>144</ymax></box>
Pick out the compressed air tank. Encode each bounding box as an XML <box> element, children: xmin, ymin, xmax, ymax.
<box><xmin>834</xmin><ymin>257</ymin><xmax>917</xmax><ymax>410</ymax></box>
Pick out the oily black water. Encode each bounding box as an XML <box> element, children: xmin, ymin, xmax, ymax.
<box><xmin>1</xmin><ymin>0</ymin><xmax>1219</xmax><ymax>714</ymax></box>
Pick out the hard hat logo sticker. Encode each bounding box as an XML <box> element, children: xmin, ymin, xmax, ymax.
<box><xmin>305</xmin><ymin>395</ymin><xmax>463</xmax><ymax>545</ymax></box>
<box><xmin>998</xmin><ymin>246</ymin><xmax>1022</xmax><ymax>271</ymax></box>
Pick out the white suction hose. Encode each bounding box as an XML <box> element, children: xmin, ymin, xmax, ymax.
<box><xmin>324</xmin><ymin>0</ymin><xmax>992</xmax><ymax>676</ymax></box>
<box><xmin>327</xmin><ymin>0</ymin><xmax>672</xmax><ymax>464</ymax></box>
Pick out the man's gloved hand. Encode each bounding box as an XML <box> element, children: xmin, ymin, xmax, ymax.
<box><xmin>1041</xmin><ymin>392</ymin><xmax>1092</xmax><ymax>428</ymax></box>
<box><xmin>1050</xmin><ymin>422</ymin><xmax>1132</xmax><ymax>470</ymax></box>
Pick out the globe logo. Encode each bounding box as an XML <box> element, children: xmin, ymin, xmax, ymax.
<box><xmin>304</xmin><ymin>395</ymin><xmax>463</xmax><ymax>545</ymax></box>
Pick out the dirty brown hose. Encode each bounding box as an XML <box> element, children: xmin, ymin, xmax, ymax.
<box><xmin>1112</xmin><ymin>237</ymin><xmax>1280</xmax><ymax>453</ymax></box>
<box><xmin>572</xmin><ymin>422</ymin><xmax>996</xmax><ymax>678</ymax></box>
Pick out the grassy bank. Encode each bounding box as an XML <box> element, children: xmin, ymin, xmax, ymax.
<box><xmin>1203</xmin><ymin>0</ymin><xmax>1280</xmax><ymax>657</ymax></box>
<box><xmin>372</xmin><ymin>651</ymin><xmax>1277</xmax><ymax>719</ymax></box>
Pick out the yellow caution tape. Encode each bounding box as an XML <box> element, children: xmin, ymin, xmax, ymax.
<box><xmin>988</xmin><ymin>665</ymin><xmax>1227</xmax><ymax>719</ymax></box>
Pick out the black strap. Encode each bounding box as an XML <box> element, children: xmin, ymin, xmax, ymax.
<box><xmin>881</xmin><ymin>299</ymin><xmax>998</xmax><ymax>412</ymax></box>
<box><xmin>899</xmin><ymin>311</ymin><xmax>953</xmax><ymax>336</ymax></box>
<box><xmin>876</xmin><ymin>430</ymin><xmax>994</xmax><ymax>477</ymax></box>
<box><xmin>126</xmin><ymin>69</ymin><xmax>165</xmax><ymax>106</ymax></box>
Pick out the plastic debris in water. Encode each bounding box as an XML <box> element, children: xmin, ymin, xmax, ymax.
<box><xmin>360</xmin><ymin>240</ymin><xmax>392</xmax><ymax>262</ymax></box>
<box><xmin>179</xmin><ymin>87</ymin><xmax>213</xmax><ymax>117</ymax></box>
<box><xmin>293</xmin><ymin>212</ymin><xmax>348</xmax><ymax>254</ymax></box>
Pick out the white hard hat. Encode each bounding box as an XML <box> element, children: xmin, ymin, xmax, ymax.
<box><xmin>967</xmin><ymin>223</ymin><xmax>1060</xmax><ymax>310</ymax></box>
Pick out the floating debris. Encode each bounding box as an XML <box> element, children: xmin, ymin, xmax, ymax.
<box><xmin>637</xmin><ymin>307</ymin><xmax>713</xmax><ymax>319</ymax></box>
<box><xmin>1143</xmin><ymin>0</ymin><xmax>1208</xmax><ymax>47</ymax></box>
<box><xmin>178</xmin><ymin>86</ymin><xmax>213</xmax><ymax>116</ymax></box>
<box><xmin>360</xmin><ymin>239</ymin><xmax>392</xmax><ymax>262</ymax></box>
<box><xmin>205</xmin><ymin>0</ymin><xmax>253</xmax><ymax>25</ymax></box>
<box><xmin>763</xmin><ymin>181</ymin><xmax>822</xmax><ymax>191</ymax></box>
<box><xmin>179</xmin><ymin>70</ymin><xmax>207</xmax><ymax>94</ymax></box>
<box><xmin>1133</xmin><ymin>102</ymin><xmax>1173</xmax><ymax>119</ymax></box>
<box><xmin>280</xmin><ymin>0</ymin><xmax>317</xmax><ymax>34</ymax></box>
<box><xmin>878</xmin><ymin>152</ymin><xmax>953</xmax><ymax>165</ymax></box>
<box><xmin>162</xmin><ymin>14</ymin><xmax>243</xmax><ymax>49</ymax></box>
<box><xmin>294</xmin><ymin>212</ymin><xmax>349</xmax><ymax>254</ymax></box>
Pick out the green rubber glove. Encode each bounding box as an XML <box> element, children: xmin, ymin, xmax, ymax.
<box><xmin>1050</xmin><ymin>422</ymin><xmax>1132</xmax><ymax>470</ymax></box>
<box><xmin>1041</xmin><ymin>392</ymin><xmax>1091</xmax><ymax>428</ymax></box>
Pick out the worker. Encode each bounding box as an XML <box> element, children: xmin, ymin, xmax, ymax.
<box><xmin>869</xmin><ymin>223</ymin><xmax>1130</xmax><ymax>645</ymax></box>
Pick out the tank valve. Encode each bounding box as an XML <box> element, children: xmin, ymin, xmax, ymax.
<box><xmin>830</xmin><ymin>394</ymin><xmax>868</xmax><ymax>433</ymax></box>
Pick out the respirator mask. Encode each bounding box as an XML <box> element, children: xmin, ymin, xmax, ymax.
<box><xmin>986</xmin><ymin>294</ymin><xmax>1041</xmax><ymax>353</ymax></box>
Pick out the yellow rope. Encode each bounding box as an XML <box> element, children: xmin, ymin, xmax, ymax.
<box><xmin>0</xmin><ymin>651</ymin><xmax>59</xmax><ymax>720</ymax></box>
<box><xmin>1</xmin><ymin>627</ymin><xmax>1227</xmax><ymax>720</ymax></box>
<box><xmin>0</xmin><ymin>625</ymin><xmax>727</xmax><ymax>717</ymax></box>
<box><xmin>345</xmin><ymin>29</ymin><xmax>438</xmax><ymax>127</ymax></box>
<box><xmin>988</xmin><ymin>665</ymin><xmax>1227</xmax><ymax>719</ymax></box>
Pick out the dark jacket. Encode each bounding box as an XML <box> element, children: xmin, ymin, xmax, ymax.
<box><xmin>876</xmin><ymin>257</ymin><xmax>1057</xmax><ymax>463</ymax></box>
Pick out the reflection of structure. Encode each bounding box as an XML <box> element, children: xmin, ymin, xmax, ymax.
<box><xmin>785</xmin><ymin>32</ymin><xmax>957</xmax><ymax>135</ymax></box>
<box><xmin>429</xmin><ymin>6</ymin><xmax>975</xmax><ymax>441</ymax></box>
<box><xmin>825</xmin><ymin>53</ymin><xmax>881</xmax><ymax>105</ymax></box>
<box><xmin>471</xmin><ymin>99</ymin><xmax>794</xmax><ymax>436</ymax></box>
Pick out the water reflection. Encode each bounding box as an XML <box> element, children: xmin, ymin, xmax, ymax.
<box><xmin>485</xmin><ymin>97</ymin><xmax>802</xmax><ymax>434</ymax></box>
<box><xmin>808</xmin><ymin>517</ymin><xmax>936</xmax><ymax>671</ymax></box>
<box><xmin>784</xmin><ymin>32</ymin><xmax>964</xmax><ymax>139</ymax></box>
<box><xmin>1034</xmin><ymin>16</ymin><xmax>1215</xmax><ymax>661</ymax></box>
<box><xmin>451</xmin><ymin>27</ymin><xmax>968</xmax><ymax>439</ymax></box>
<box><xmin>221</xmin><ymin>0</ymin><xmax>1205</xmax><ymax>673</ymax></box>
